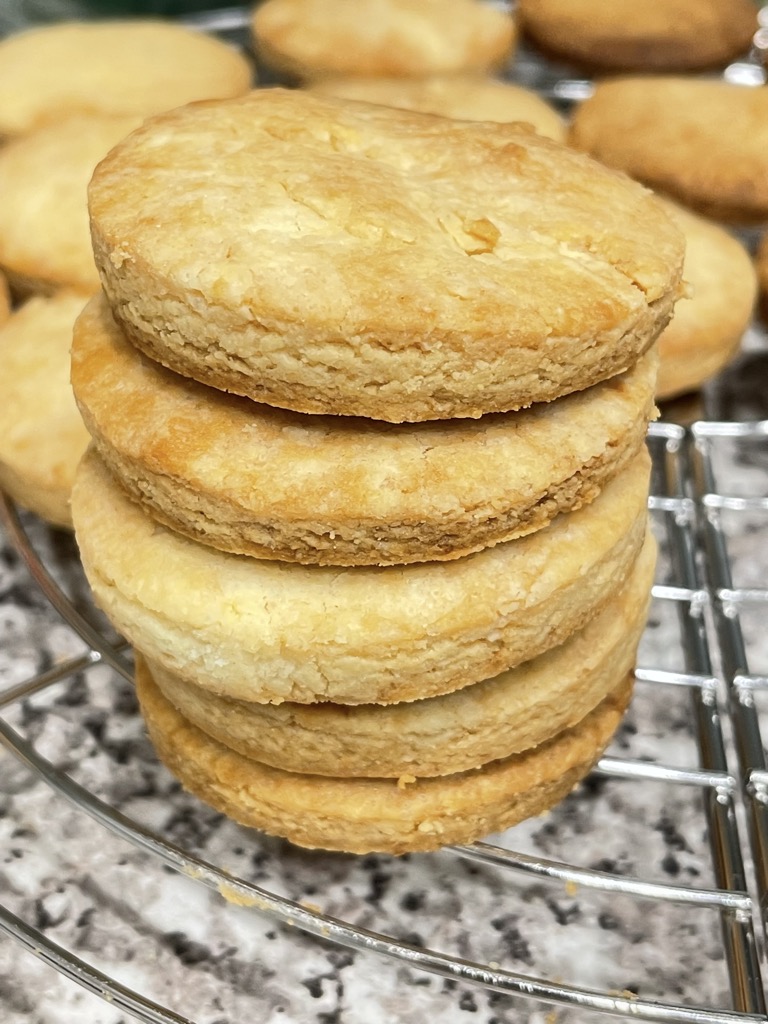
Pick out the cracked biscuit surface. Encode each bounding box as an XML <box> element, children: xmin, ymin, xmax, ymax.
<box><xmin>136</xmin><ymin>655</ymin><xmax>633</xmax><ymax>854</ymax></box>
<box><xmin>146</xmin><ymin>533</ymin><xmax>654</xmax><ymax>778</ymax></box>
<box><xmin>71</xmin><ymin>447</ymin><xmax>650</xmax><ymax>705</ymax></box>
<box><xmin>89</xmin><ymin>88</ymin><xmax>684</xmax><ymax>422</ymax></box>
<box><xmin>72</xmin><ymin>293</ymin><xmax>656</xmax><ymax>565</ymax></box>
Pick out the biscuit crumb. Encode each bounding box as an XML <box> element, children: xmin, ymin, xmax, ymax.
<box><xmin>398</xmin><ymin>773</ymin><xmax>417</xmax><ymax>789</ymax></box>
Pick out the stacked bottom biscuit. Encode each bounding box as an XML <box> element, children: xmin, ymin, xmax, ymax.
<box><xmin>71</xmin><ymin>295</ymin><xmax>656</xmax><ymax>855</ymax></box>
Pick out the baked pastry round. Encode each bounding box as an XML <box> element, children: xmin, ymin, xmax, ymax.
<box><xmin>0</xmin><ymin>292</ymin><xmax>91</xmax><ymax>528</ymax></box>
<box><xmin>0</xmin><ymin>20</ymin><xmax>252</xmax><ymax>140</ymax></box>
<box><xmin>136</xmin><ymin>654</ymin><xmax>633</xmax><ymax>854</ymax></box>
<box><xmin>89</xmin><ymin>89</ymin><xmax>684</xmax><ymax>423</ymax></box>
<box><xmin>656</xmin><ymin>201</ymin><xmax>757</xmax><ymax>400</ymax></box>
<box><xmin>310</xmin><ymin>75</ymin><xmax>565</xmax><ymax>142</ymax></box>
<box><xmin>0</xmin><ymin>114</ymin><xmax>140</xmax><ymax>296</ymax></box>
<box><xmin>71</xmin><ymin>447</ymin><xmax>650</xmax><ymax>705</ymax></box>
<box><xmin>517</xmin><ymin>0</ymin><xmax>758</xmax><ymax>72</ymax></box>
<box><xmin>146</xmin><ymin>531</ymin><xmax>654</xmax><ymax>778</ymax></box>
<box><xmin>71</xmin><ymin>293</ymin><xmax>656</xmax><ymax>566</ymax></box>
<box><xmin>252</xmin><ymin>0</ymin><xmax>516</xmax><ymax>80</ymax></box>
<box><xmin>570</xmin><ymin>78</ymin><xmax>768</xmax><ymax>226</ymax></box>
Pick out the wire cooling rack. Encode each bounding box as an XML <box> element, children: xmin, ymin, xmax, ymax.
<box><xmin>3</xmin><ymin>5</ymin><xmax>768</xmax><ymax>1023</ymax></box>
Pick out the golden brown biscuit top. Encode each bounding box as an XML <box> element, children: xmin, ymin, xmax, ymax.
<box><xmin>310</xmin><ymin>74</ymin><xmax>565</xmax><ymax>142</ymax></box>
<box><xmin>89</xmin><ymin>88</ymin><xmax>684</xmax><ymax>357</ymax></box>
<box><xmin>0</xmin><ymin>20</ymin><xmax>253</xmax><ymax>139</ymax></box>
<box><xmin>252</xmin><ymin>0</ymin><xmax>516</xmax><ymax>79</ymax></box>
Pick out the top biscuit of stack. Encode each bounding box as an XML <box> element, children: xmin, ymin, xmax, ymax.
<box><xmin>89</xmin><ymin>89</ymin><xmax>684</xmax><ymax>424</ymax></box>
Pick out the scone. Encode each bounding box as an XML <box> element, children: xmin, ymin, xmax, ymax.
<box><xmin>145</xmin><ymin>532</ymin><xmax>655</xmax><ymax>778</ymax></box>
<box><xmin>89</xmin><ymin>89</ymin><xmax>685</xmax><ymax>423</ymax></box>
<box><xmin>0</xmin><ymin>20</ymin><xmax>252</xmax><ymax>140</ymax></box>
<box><xmin>0</xmin><ymin>292</ymin><xmax>92</xmax><ymax>528</ymax></box>
<box><xmin>310</xmin><ymin>75</ymin><xmax>565</xmax><ymax>142</ymax></box>
<box><xmin>71</xmin><ymin>447</ymin><xmax>651</xmax><ymax>706</ymax></box>
<box><xmin>656</xmin><ymin>200</ymin><xmax>757</xmax><ymax>401</ymax></box>
<box><xmin>517</xmin><ymin>0</ymin><xmax>758</xmax><ymax>72</ymax></box>
<box><xmin>0</xmin><ymin>114</ymin><xmax>141</xmax><ymax>296</ymax></box>
<box><xmin>251</xmin><ymin>0</ymin><xmax>516</xmax><ymax>80</ymax></box>
<box><xmin>570</xmin><ymin>78</ymin><xmax>768</xmax><ymax>225</ymax></box>
<box><xmin>137</xmin><ymin>655</ymin><xmax>633</xmax><ymax>854</ymax></box>
<box><xmin>71</xmin><ymin>293</ymin><xmax>656</xmax><ymax>566</ymax></box>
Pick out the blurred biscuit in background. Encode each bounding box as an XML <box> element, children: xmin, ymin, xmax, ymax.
<box><xmin>0</xmin><ymin>291</ymin><xmax>91</xmax><ymax>528</ymax></box>
<box><xmin>310</xmin><ymin>73</ymin><xmax>565</xmax><ymax>141</ymax></box>
<box><xmin>516</xmin><ymin>0</ymin><xmax>758</xmax><ymax>72</ymax></box>
<box><xmin>656</xmin><ymin>199</ymin><xmax>757</xmax><ymax>401</ymax></box>
<box><xmin>252</xmin><ymin>0</ymin><xmax>516</xmax><ymax>80</ymax></box>
<box><xmin>0</xmin><ymin>19</ymin><xmax>253</xmax><ymax>140</ymax></box>
<box><xmin>0</xmin><ymin>114</ymin><xmax>141</xmax><ymax>297</ymax></box>
<box><xmin>570</xmin><ymin>77</ymin><xmax>768</xmax><ymax>225</ymax></box>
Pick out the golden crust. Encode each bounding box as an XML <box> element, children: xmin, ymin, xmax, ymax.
<box><xmin>310</xmin><ymin>75</ymin><xmax>565</xmax><ymax>142</ymax></box>
<box><xmin>72</xmin><ymin>293</ymin><xmax>656</xmax><ymax>566</ymax></box>
<box><xmin>89</xmin><ymin>89</ymin><xmax>684</xmax><ymax>422</ymax></box>
<box><xmin>71</xmin><ymin>446</ymin><xmax>650</xmax><ymax>705</ymax></box>
<box><xmin>656</xmin><ymin>200</ymin><xmax>757</xmax><ymax>401</ymax></box>
<box><xmin>0</xmin><ymin>114</ymin><xmax>141</xmax><ymax>295</ymax></box>
<box><xmin>570</xmin><ymin>78</ymin><xmax>768</xmax><ymax>226</ymax></box>
<box><xmin>0</xmin><ymin>291</ymin><xmax>92</xmax><ymax>527</ymax></box>
<box><xmin>252</xmin><ymin>0</ymin><xmax>516</xmax><ymax>80</ymax></box>
<box><xmin>0</xmin><ymin>20</ymin><xmax>252</xmax><ymax>139</ymax></box>
<box><xmin>137</xmin><ymin>655</ymin><xmax>632</xmax><ymax>854</ymax></box>
<box><xmin>517</xmin><ymin>0</ymin><xmax>757</xmax><ymax>72</ymax></box>
<box><xmin>147</xmin><ymin>532</ymin><xmax>654</xmax><ymax>778</ymax></box>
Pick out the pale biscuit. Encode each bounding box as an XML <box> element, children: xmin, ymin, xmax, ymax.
<box><xmin>517</xmin><ymin>0</ymin><xmax>758</xmax><ymax>72</ymax></box>
<box><xmin>71</xmin><ymin>447</ymin><xmax>650</xmax><ymax>706</ymax></box>
<box><xmin>72</xmin><ymin>293</ymin><xmax>656</xmax><ymax>566</ymax></box>
<box><xmin>146</xmin><ymin>532</ymin><xmax>655</xmax><ymax>778</ymax></box>
<box><xmin>0</xmin><ymin>20</ymin><xmax>252</xmax><ymax>140</ymax></box>
<box><xmin>656</xmin><ymin>200</ymin><xmax>757</xmax><ymax>401</ymax></box>
<box><xmin>89</xmin><ymin>89</ymin><xmax>684</xmax><ymax>423</ymax></box>
<box><xmin>136</xmin><ymin>655</ymin><xmax>632</xmax><ymax>854</ymax></box>
<box><xmin>0</xmin><ymin>114</ymin><xmax>141</xmax><ymax>296</ymax></box>
<box><xmin>570</xmin><ymin>78</ymin><xmax>768</xmax><ymax>226</ymax></box>
<box><xmin>0</xmin><ymin>292</ymin><xmax>91</xmax><ymax>528</ymax></box>
<box><xmin>252</xmin><ymin>0</ymin><xmax>516</xmax><ymax>80</ymax></box>
<box><xmin>310</xmin><ymin>75</ymin><xmax>565</xmax><ymax>142</ymax></box>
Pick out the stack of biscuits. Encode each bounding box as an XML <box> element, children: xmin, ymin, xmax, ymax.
<box><xmin>70</xmin><ymin>88</ymin><xmax>685</xmax><ymax>855</ymax></box>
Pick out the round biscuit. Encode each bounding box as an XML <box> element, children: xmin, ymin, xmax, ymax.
<box><xmin>71</xmin><ymin>293</ymin><xmax>656</xmax><ymax>566</ymax></box>
<box><xmin>0</xmin><ymin>20</ymin><xmax>252</xmax><ymax>139</ymax></box>
<box><xmin>517</xmin><ymin>0</ymin><xmax>758</xmax><ymax>72</ymax></box>
<box><xmin>310</xmin><ymin>74</ymin><xmax>565</xmax><ymax>142</ymax></box>
<box><xmin>89</xmin><ymin>89</ymin><xmax>684</xmax><ymax>422</ymax></box>
<box><xmin>0</xmin><ymin>291</ymin><xmax>92</xmax><ymax>528</ymax></box>
<box><xmin>136</xmin><ymin>655</ymin><xmax>633</xmax><ymax>855</ymax></box>
<box><xmin>146</xmin><ymin>533</ymin><xmax>655</xmax><ymax>778</ymax></box>
<box><xmin>71</xmin><ymin>447</ymin><xmax>650</xmax><ymax>705</ymax></box>
<box><xmin>252</xmin><ymin>0</ymin><xmax>516</xmax><ymax>80</ymax></box>
<box><xmin>570</xmin><ymin>78</ymin><xmax>768</xmax><ymax>226</ymax></box>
